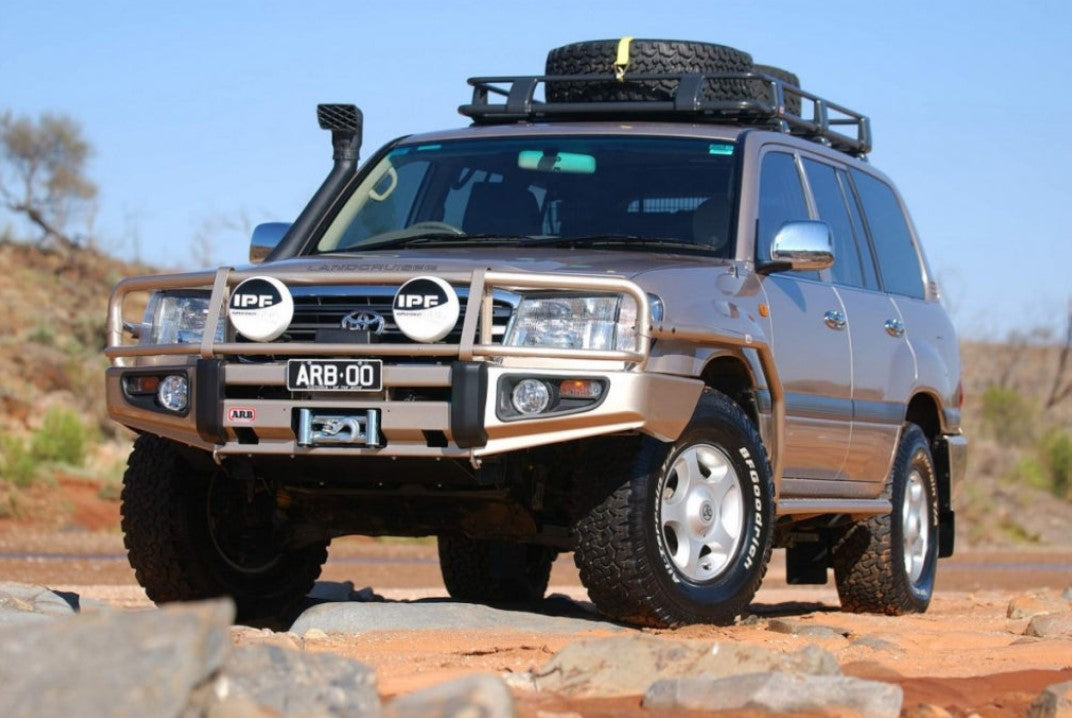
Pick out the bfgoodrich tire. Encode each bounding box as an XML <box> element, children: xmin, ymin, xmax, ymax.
<box><xmin>438</xmin><ymin>535</ymin><xmax>555</xmax><ymax>603</ymax></box>
<box><xmin>573</xmin><ymin>389</ymin><xmax>774</xmax><ymax>627</ymax></box>
<box><xmin>120</xmin><ymin>435</ymin><xmax>328</xmax><ymax>623</ymax></box>
<box><xmin>545</xmin><ymin>38</ymin><xmax>753</xmax><ymax>103</ymax></box>
<box><xmin>832</xmin><ymin>424</ymin><xmax>939</xmax><ymax>614</ymax></box>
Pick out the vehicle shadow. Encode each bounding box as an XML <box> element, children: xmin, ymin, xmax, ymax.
<box><xmin>268</xmin><ymin>580</ymin><xmax>840</xmax><ymax>631</ymax></box>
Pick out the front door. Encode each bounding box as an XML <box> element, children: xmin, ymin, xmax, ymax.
<box><xmin>756</xmin><ymin>151</ymin><xmax>852</xmax><ymax>481</ymax></box>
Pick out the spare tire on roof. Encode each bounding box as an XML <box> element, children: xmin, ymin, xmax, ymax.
<box><xmin>545</xmin><ymin>38</ymin><xmax>754</xmax><ymax>103</ymax></box>
<box><xmin>752</xmin><ymin>63</ymin><xmax>802</xmax><ymax>115</ymax></box>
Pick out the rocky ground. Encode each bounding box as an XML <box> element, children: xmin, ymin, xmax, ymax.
<box><xmin>1</xmin><ymin>531</ymin><xmax>1071</xmax><ymax>717</ymax></box>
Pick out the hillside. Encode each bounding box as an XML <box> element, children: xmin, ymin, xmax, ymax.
<box><xmin>0</xmin><ymin>241</ymin><xmax>1069</xmax><ymax>544</ymax></box>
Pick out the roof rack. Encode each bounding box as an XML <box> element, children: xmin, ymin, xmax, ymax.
<box><xmin>458</xmin><ymin>72</ymin><xmax>872</xmax><ymax>157</ymax></box>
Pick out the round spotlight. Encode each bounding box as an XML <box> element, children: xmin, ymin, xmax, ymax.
<box><xmin>511</xmin><ymin>379</ymin><xmax>551</xmax><ymax>416</ymax></box>
<box><xmin>157</xmin><ymin>375</ymin><xmax>189</xmax><ymax>412</ymax></box>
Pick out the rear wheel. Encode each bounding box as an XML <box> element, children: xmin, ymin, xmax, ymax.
<box><xmin>438</xmin><ymin>535</ymin><xmax>555</xmax><ymax>603</ymax></box>
<box><xmin>121</xmin><ymin>435</ymin><xmax>328</xmax><ymax>623</ymax></box>
<box><xmin>573</xmin><ymin>390</ymin><xmax>773</xmax><ymax>627</ymax></box>
<box><xmin>832</xmin><ymin>424</ymin><xmax>939</xmax><ymax>614</ymax></box>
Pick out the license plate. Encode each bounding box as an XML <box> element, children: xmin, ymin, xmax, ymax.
<box><xmin>287</xmin><ymin>359</ymin><xmax>382</xmax><ymax>392</ymax></box>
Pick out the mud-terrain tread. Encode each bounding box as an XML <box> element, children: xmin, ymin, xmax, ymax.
<box><xmin>120</xmin><ymin>434</ymin><xmax>327</xmax><ymax>621</ymax></box>
<box><xmin>573</xmin><ymin>389</ymin><xmax>774</xmax><ymax>627</ymax></box>
<box><xmin>438</xmin><ymin>535</ymin><xmax>555</xmax><ymax>603</ymax></box>
<box><xmin>545</xmin><ymin>39</ymin><xmax>753</xmax><ymax>103</ymax></box>
<box><xmin>832</xmin><ymin>424</ymin><xmax>937</xmax><ymax>614</ymax></box>
<box><xmin>752</xmin><ymin>63</ymin><xmax>802</xmax><ymax>115</ymax></box>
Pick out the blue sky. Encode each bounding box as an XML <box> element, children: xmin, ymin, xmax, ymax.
<box><xmin>2</xmin><ymin>1</ymin><xmax>1069</xmax><ymax>338</ymax></box>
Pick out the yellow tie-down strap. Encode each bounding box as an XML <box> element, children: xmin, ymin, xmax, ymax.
<box><xmin>614</xmin><ymin>36</ymin><xmax>635</xmax><ymax>81</ymax></box>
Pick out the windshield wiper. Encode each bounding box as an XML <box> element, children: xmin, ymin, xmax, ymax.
<box><xmin>339</xmin><ymin>233</ymin><xmax>538</xmax><ymax>252</ymax></box>
<box><xmin>519</xmin><ymin>235</ymin><xmax>715</xmax><ymax>253</ymax></box>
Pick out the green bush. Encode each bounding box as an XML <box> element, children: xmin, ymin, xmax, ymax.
<box><xmin>0</xmin><ymin>434</ymin><xmax>40</xmax><ymax>487</ymax></box>
<box><xmin>1042</xmin><ymin>431</ymin><xmax>1072</xmax><ymax>499</ymax></box>
<box><xmin>29</xmin><ymin>407</ymin><xmax>86</xmax><ymax>467</ymax></box>
<box><xmin>25</xmin><ymin>323</ymin><xmax>56</xmax><ymax>346</ymax></box>
<box><xmin>980</xmin><ymin>385</ymin><xmax>1035</xmax><ymax>445</ymax></box>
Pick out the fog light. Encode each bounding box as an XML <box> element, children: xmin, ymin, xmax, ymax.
<box><xmin>559</xmin><ymin>379</ymin><xmax>604</xmax><ymax>400</ymax></box>
<box><xmin>157</xmin><ymin>375</ymin><xmax>188</xmax><ymax>412</ymax></box>
<box><xmin>511</xmin><ymin>379</ymin><xmax>550</xmax><ymax>415</ymax></box>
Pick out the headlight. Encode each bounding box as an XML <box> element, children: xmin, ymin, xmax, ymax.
<box><xmin>143</xmin><ymin>291</ymin><xmax>225</xmax><ymax>345</ymax></box>
<box><xmin>504</xmin><ymin>294</ymin><xmax>646</xmax><ymax>352</ymax></box>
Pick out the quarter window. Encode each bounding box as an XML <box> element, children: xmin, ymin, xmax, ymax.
<box><xmin>850</xmin><ymin>170</ymin><xmax>925</xmax><ymax>298</ymax></box>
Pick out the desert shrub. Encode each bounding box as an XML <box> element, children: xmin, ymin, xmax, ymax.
<box><xmin>25</xmin><ymin>323</ymin><xmax>55</xmax><ymax>346</ymax></box>
<box><xmin>30</xmin><ymin>407</ymin><xmax>86</xmax><ymax>467</ymax></box>
<box><xmin>1042</xmin><ymin>431</ymin><xmax>1072</xmax><ymax>499</ymax></box>
<box><xmin>71</xmin><ymin>312</ymin><xmax>106</xmax><ymax>352</ymax></box>
<box><xmin>980</xmin><ymin>385</ymin><xmax>1035</xmax><ymax>445</ymax></box>
<box><xmin>0</xmin><ymin>434</ymin><xmax>40</xmax><ymax>487</ymax></box>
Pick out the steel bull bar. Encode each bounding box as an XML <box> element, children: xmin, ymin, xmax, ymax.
<box><xmin>105</xmin><ymin>266</ymin><xmax>785</xmax><ymax>491</ymax></box>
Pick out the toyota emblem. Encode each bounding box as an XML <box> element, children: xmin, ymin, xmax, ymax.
<box><xmin>340</xmin><ymin>310</ymin><xmax>386</xmax><ymax>335</ymax></box>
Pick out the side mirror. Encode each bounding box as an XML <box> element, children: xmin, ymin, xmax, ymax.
<box><xmin>249</xmin><ymin>222</ymin><xmax>291</xmax><ymax>264</ymax></box>
<box><xmin>759</xmin><ymin>220</ymin><xmax>834</xmax><ymax>274</ymax></box>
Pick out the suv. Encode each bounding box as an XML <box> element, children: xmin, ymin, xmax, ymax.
<box><xmin>106</xmin><ymin>39</ymin><xmax>966</xmax><ymax>626</ymax></box>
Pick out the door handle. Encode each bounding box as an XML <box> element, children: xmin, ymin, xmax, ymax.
<box><xmin>823</xmin><ymin>310</ymin><xmax>846</xmax><ymax>330</ymax></box>
<box><xmin>884</xmin><ymin>319</ymin><xmax>905</xmax><ymax>337</ymax></box>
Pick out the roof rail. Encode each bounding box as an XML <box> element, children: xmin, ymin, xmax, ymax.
<box><xmin>458</xmin><ymin>72</ymin><xmax>872</xmax><ymax>157</ymax></box>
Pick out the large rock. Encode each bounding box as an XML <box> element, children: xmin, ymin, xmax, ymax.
<box><xmin>197</xmin><ymin>644</ymin><xmax>380</xmax><ymax>718</ymax></box>
<box><xmin>384</xmin><ymin>674</ymin><xmax>514</xmax><ymax>718</ymax></box>
<box><xmin>0</xmin><ymin>599</ymin><xmax>233</xmax><ymax>718</ymax></box>
<box><xmin>291</xmin><ymin>600</ymin><xmax>621</xmax><ymax>636</ymax></box>
<box><xmin>644</xmin><ymin>671</ymin><xmax>903</xmax><ymax>718</ymax></box>
<box><xmin>0</xmin><ymin>581</ymin><xmax>77</xmax><ymax>625</ymax></box>
<box><xmin>1026</xmin><ymin>614</ymin><xmax>1072</xmax><ymax>638</ymax></box>
<box><xmin>1008</xmin><ymin>594</ymin><xmax>1069</xmax><ymax>620</ymax></box>
<box><xmin>1027</xmin><ymin>680</ymin><xmax>1072</xmax><ymax>718</ymax></box>
<box><xmin>532</xmin><ymin>635</ymin><xmax>839</xmax><ymax>697</ymax></box>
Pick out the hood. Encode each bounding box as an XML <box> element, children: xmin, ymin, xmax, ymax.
<box><xmin>252</xmin><ymin>246</ymin><xmax>731</xmax><ymax>281</ymax></box>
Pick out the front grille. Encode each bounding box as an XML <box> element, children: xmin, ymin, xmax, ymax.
<box><xmin>283</xmin><ymin>290</ymin><xmax>514</xmax><ymax>344</ymax></box>
<box><xmin>231</xmin><ymin>286</ymin><xmax>515</xmax><ymax>358</ymax></box>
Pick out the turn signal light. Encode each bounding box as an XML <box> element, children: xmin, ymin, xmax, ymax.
<box><xmin>125</xmin><ymin>375</ymin><xmax>161</xmax><ymax>395</ymax></box>
<box><xmin>559</xmin><ymin>379</ymin><xmax>604</xmax><ymax>400</ymax></box>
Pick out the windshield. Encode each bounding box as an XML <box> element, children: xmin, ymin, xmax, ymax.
<box><xmin>315</xmin><ymin>135</ymin><xmax>739</xmax><ymax>256</ymax></box>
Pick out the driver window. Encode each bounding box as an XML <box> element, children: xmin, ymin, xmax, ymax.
<box><xmin>757</xmin><ymin>151</ymin><xmax>817</xmax><ymax>280</ymax></box>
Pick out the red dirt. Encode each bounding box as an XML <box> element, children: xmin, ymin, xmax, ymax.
<box><xmin>2</xmin><ymin>493</ymin><xmax>1071</xmax><ymax>717</ymax></box>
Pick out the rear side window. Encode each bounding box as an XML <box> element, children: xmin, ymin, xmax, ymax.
<box><xmin>850</xmin><ymin>170</ymin><xmax>925</xmax><ymax>298</ymax></box>
<box><xmin>803</xmin><ymin>159</ymin><xmax>864</xmax><ymax>288</ymax></box>
<box><xmin>757</xmin><ymin>151</ymin><xmax>810</xmax><ymax>257</ymax></box>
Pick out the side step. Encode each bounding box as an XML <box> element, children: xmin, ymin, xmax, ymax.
<box><xmin>776</xmin><ymin>498</ymin><xmax>891</xmax><ymax>518</ymax></box>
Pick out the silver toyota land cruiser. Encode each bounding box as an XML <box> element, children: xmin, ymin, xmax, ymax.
<box><xmin>105</xmin><ymin>39</ymin><xmax>967</xmax><ymax>625</ymax></box>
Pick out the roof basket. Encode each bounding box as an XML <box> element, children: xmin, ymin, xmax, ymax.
<box><xmin>458</xmin><ymin>72</ymin><xmax>872</xmax><ymax>157</ymax></box>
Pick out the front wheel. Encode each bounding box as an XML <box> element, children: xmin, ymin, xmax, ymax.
<box><xmin>573</xmin><ymin>390</ymin><xmax>774</xmax><ymax>627</ymax></box>
<box><xmin>832</xmin><ymin>423</ymin><xmax>939</xmax><ymax>614</ymax></box>
<box><xmin>120</xmin><ymin>435</ymin><xmax>328</xmax><ymax>623</ymax></box>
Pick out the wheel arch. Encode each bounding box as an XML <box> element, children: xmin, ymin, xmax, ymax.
<box><xmin>904</xmin><ymin>391</ymin><xmax>955</xmax><ymax>558</ymax></box>
<box><xmin>700</xmin><ymin>353</ymin><xmax>760</xmax><ymax>430</ymax></box>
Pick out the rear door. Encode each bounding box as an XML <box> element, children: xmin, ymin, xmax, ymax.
<box><xmin>756</xmin><ymin>150</ymin><xmax>852</xmax><ymax>481</ymax></box>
